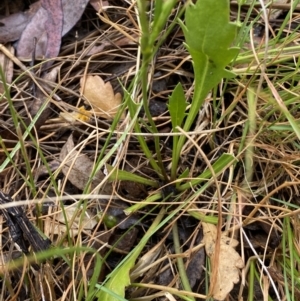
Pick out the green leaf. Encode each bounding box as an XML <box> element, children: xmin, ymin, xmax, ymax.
<box><xmin>168</xmin><ymin>83</ymin><xmax>188</xmax><ymax>130</ymax></box>
<box><xmin>182</xmin><ymin>0</ymin><xmax>239</xmax><ymax>68</ymax></box>
<box><xmin>172</xmin><ymin>0</ymin><xmax>240</xmax><ymax>179</ymax></box>
<box><xmin>150</xmin><ymin>0</ymin><xmax>177</xmax><ymax>47</ymax></box>
<box><xmin>106</xmin><ymin>164</ymin><xmax>158</xmax><ymax>187</ymax></box>
<box><xmin>96</xmin><ymin>257</ymin><xmax>132</xmax><ymax>301</ymax></box>
<box><xmin>168</xmin><ymin>83</ymin><xmax>188</xmax><ymax>173</ymax></box>
<box><xmin>179</xmin><ymin>153</ymin><xmax>237</xmax><ymax>191</ymax></box>
<box><xmin>188</xmin><ymin>211</ymin><xmax>218</xmax><ymax>224</ymax></box>
<box><xmin>96</xmin><ymin>208</ymin><xmax>165</xmax><ymax>301</ymax></box>
<box><xmin>178</xmin><ymin>168</ymin><xmax>189</xmax><ymax>179</ymax></box>
<box><xmin>181</xmin><ymin>0</ymin><xmax>239</xmax><ymax>108</ymax></box>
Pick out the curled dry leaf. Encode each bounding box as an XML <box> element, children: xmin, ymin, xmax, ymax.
<box><xmin>202</xmin><ymin>222</ymin><xmax>244</xmax><ymax>301</ymax></box>
<box><xmin>16</xmin><ymin>2</ymin><xmax>53</xmax><ymax>61</ymax></box>
<box><xmin>59</xmin><ymin>134</ymin><xmax>106</xmax><ymax>190</ymax></box>
<box><xmin>80</xmin><ymin>75</ymin><xmax>124</xmax><ymax>120</ymax></box>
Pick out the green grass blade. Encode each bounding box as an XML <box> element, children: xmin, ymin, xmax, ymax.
<box><xmin>179</xmin><ymin>153</ymin><xmax>236</xmax><ymax>191</ymax></box>
<box><xmin>168</xmin><ymin>83</ymin><xmax>188</xmax><ymax>131</ymax></box>
<box><xmin>106</xmin><ymin>164</ymin><xmax>158</xmax><ymax>187</ymax></box>
<box><xmin>168</xmin><ymin>83</ymin><xmax>188</xmax><ymax>175</ymax></box>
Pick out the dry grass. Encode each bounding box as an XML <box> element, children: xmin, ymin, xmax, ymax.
<box><xmin>0</xmin><ymin>1</ymin><xmax>300</xmax><ymax>300</ymax></box>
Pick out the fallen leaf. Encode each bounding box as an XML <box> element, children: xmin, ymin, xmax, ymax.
<box><xmin>61</xmin><ymin>0</ymin><xmax>90</xmax><ymax>36</ymax></box>
<box><xmin>16</xmin><ymin>1</ymin><xmax>49</xmax><ymax>60</ymax></box>
<box><xmin>202</xmin><ymin>223</ymin><xmax>244</xmax><ymax>300</ymax></box>
<box><xmin>0</xmin><ymin>10</ymin><xmax>33</xmax><ymax>43</ymax></box>
<box><xmin>16</xmin><ymin>0</ymin><xmax>64</xmax><ymax>63</ymax></box>
<box><xmin>59</xmin><ymin>134</ymin><xmax>108</xmax><ymax>191</ymax></box>
<box><xmin>80</xmin><ymin>75</ymin><xmax>124</xmax><ymax>119</ymax></box>
<box><xmin>0</xmin><ymin>0</ymin><xmax>89</xmax><ymax>61</ymax></box>
<box><xmin>34</xmin><ymin>159</ymin><xmax>60</xmax><ymax>182</ymax></box>
<box><xmin>41</xmin><ymin>0</ymin><xmax>63</xmax><ymax>63</ymax></box>
<box><xmin>53</xmin><ymin>205</ymin><xmax>97</xmax><ymax>237</ymax></box>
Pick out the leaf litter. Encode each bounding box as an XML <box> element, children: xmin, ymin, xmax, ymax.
<box><xmin>0</xmin><ymin>0</ymin><xmax>90</xmax><ymax>62</ymax></box>
<box><xmin>59</xmin><ymin>134</ymin><xmax>109</xmax><ymax>191</ymax></box>
<box><xmin>60</xmin><ymin>74</ymin><xmax>124</xmax><ymax>122</ymax></box>
<box><xmin>0</xmin><ymin>0</ymin><xmax>297</xmax><ymax>300</ymax></box>
<box><xmin>202</xmin><ymin>223</ymin><xmax>244</xmax><ymax>300</ymax></box>
<box><xmin>80</xmin><ymin>75</ymin><xmax>124</xmax><ymax>119</ymax></box>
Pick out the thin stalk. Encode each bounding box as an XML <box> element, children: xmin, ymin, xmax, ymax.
<box><xmin>172</xmin><ymin>221</ymin><xmax>196</xmax><ymax>300</ymax></box>
<box><xmin>140</xmin><ymin>59</ymin><xmax>167</xmax><ymax>179</ymax></box>
<box><xmin>285</xmin><ymin>217</ymin><xmax>295</xmax><ymax>300</ymax></box>
<box><xmin>136</xmin><ymin>1</ymin><xmax>170</xmax><ymax>179</ymax></box>
<box><xmin>247</xmin><ymin>260</ymin><xmax>255</xmax><ymax>301</ymax></box>
<box><xmin>135</xmin><ymin>0</ymin><xmax>184</xmax><ymax>180</ymax></box>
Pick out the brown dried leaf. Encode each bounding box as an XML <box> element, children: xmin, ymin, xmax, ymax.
<box><xmin>7</xmin><ymin>0</ymin><xmax>89</xmax><ymax>61</ymax></box>
<box><xmin>0</xmin><ymin>12</ymin><xmax>30</xmax><ymax>43</ymax></box>
<box><xmin>202</xmin><ymin>223</ymin><xmax>244</xmax><ymax>301</ymax></box>
<box><xmin>0</xmin><ymin>2</ymin><xmax>39</xmax><ymax>43</ymax></box>
<box><xmin>41</xmin><ymin>0</ymin><xmax>63</xmax><ymax>62</ymax></box>
<box><xmin>80</xmin><ymin>75</ymin><xmax>123</xmax><ymax>119</ymax></box>
<box><xmin>16</xmin><ymin>0</ymin><xmax>63</xmax><ymax>62</ymax></box>
<box><xmin>34</xmin><ymin>159</ymin><xmax>60</xmax><ymax>182</ymax></box>
<box><xmin>0</xmin><ymin>0</ymin><xmax>90</xmax><ymax>60</ymax></box>
<box><xmin>16</xmin><ymin>5</ymin><xmax>47</xmax><ymax>60</ymax></box>
<box><xmin>61</xmin><ymin>0</ymin><xmax>90</xmax><ymax>36</ymax></box>
<box><xmin>59</xmin><ymin>134</ymin><xmax>105</xmax><ymax>190</ymax></box>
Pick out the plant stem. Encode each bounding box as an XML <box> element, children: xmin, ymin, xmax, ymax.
<box><xmin>172</xmin><ymin>221</ymin><xmax>196</xmax><ymax>301</ymax></box>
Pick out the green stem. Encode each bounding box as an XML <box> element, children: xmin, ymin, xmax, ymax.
<box><xmin>173</xmin><ymin>222</ymin><xmax>196</xmax><ymax>301</ymax></box>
